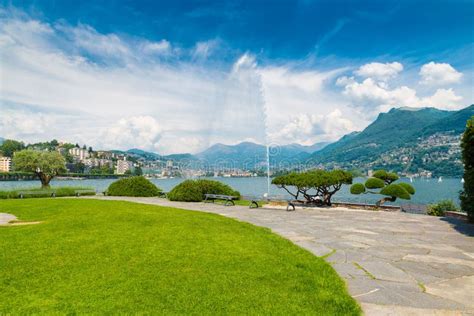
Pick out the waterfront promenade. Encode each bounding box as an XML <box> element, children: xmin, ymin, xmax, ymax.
<box><xmin>81</xmin><ymin>196</ymin><xmax>474</xmax><ymax>315</ymax></box>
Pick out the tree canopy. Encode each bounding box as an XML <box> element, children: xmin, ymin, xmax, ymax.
<box><xmin>460</xmin><ymin>116</ymin><xmax>474</xmax><ymax>222</ymax></box>
<box><xmin>350</xmin><ymin>169</ymin><xmax>415</xmax><ymax>207</ymax></box>
<box><xmin>13</xmin><ymin>150</ymin><xmax>66</xmax><ymax>188</ymax></box>
<box><xmin>0</xmin><ymin>139</ymin><xmax>25</xmax><ymax>157</ymax></box>
<box><xmin>272</xmin><ymin>169</ymin><xmax>353</xmax><ymax>206</ymax></box>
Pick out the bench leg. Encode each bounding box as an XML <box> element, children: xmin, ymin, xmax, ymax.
<box><xmin>224</xmin><ymin>199</ymin><xmax>234</xmax><ymax>206</ymax></box>
<box><xmin>286</xmin><ymin>203</ymin><xmax>295</xmax><ymax>212</ymax></box>
<box><xmin>249</xmin><ymin>201</ymin><xmax>259</xmax><ymax>209</ymax></box>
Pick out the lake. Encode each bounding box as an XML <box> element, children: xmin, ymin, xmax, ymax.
<box><xmin>0</xmin><ymin>176</ymin><xmax>463</xmax><ymax>206</ymax></box>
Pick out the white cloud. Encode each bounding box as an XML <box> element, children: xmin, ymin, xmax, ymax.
<box><xmin>99</xmin><ymin>116</ymin><xmax>162</xmax><ymax>151</ymax></box>
<box><xmin>270</xmin><ymin>109</ymin><xmax>355</xmax><ymax>145</ymax></box>
<box><xmin>192</xmin><ymin>39</ymin><xmax>219</xmax><ymax>59</ymax></box>
<box><xmin>419</xmin><ymin>88</ymin><xmax>463</xmax><ymax>110</ymax></box>
<box><xmin>355</xmin><ymin>62</ymin><xmax>403</xmax><ymax>81</ymax></box>
<box><xmin>141</xmin><ymin>39</ymin><xmax>171</xmax><ymax>55</ymax></box>
<box><xmin>419</xmin><ymin>61</ymin><xmax>463</xmax><ymax>86</ymax></box>
<box><xmin>0</xmin><ymin>108</ymin><xmax>55</xmax><ymax>137</ymax></box>
<box><xmin>339</xmin><ymin>76</ymin><xmax>464</xmax><ymax>111</ymax></box>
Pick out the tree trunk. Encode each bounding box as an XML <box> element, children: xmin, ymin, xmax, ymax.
<box><xmin>376</xmin><ymin>196</ymin><xmax>396</xmax><ymax>207</ymax></box>
<box><xmin>37</xmin><ymin>172</ymin><xmax>52</xmax><ymax>189</ymax></box>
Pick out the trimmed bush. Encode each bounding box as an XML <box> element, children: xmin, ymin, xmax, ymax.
<box><xmin>168</xmin><ymin>179</ymin><xmax>240</xmax><ymax>202</ymax></box>
<box><xmin>428</xmin><ymin>200</ymin><xmax>458</xmax><ymax>216</ymax></box>
<box><xmin>167</xmin><ymin>180</ymin><xmax>204</xmax><ymax>202</ymax></box>
<box><xmin>350</xmin><ymin>183</ymin><xmax>366</xmax><ymax>194</ymax></box>
<box><xmin>372</xmin><ymin>170</ymin><xmax>399</xmax><ymax>183</ymax></box>
<box><xmin>365</xmin><ymin>177</ymin><xmax>385</xmax><ymax>189</ymax></box>
<box><xmin>107</xmin><ymin>176</ymin><xmax>161</xmax><ymax>197</ymax></box>
<box><xmin>398</xmin><ymin>182</ymin><xmax>415</xmax><ymax>195</ymax></box>
<box><xmin>380</xmin><ymin>184</ymin><xmax>410</xmax><ymax>200</ymax></box>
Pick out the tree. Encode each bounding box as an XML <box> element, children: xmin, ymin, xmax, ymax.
<box><xmin>0</xmin><ymin>139</ymin><xmax>25</xmax><ymax>157</ymax></box>
<box><xmin>460</xmin><ymin>116</ymin><xmax>474</xmax><ymax>222</ymax></box>
<box><xmin>350</xmin><ymin>169</ymin><xmax>415</xmax><ymax>207</ymax></box>
<box><xmin>13</xmin><ymin>150</ymin><xmax>66</xmax><ymax>188</ymax></box>
<box><xmin>134</xmin><ymin>166</ymin><xmax>143</xmax><ymax>176</ymax></box>
<box><xmin>272</xmin><ymin>169</ymin><xmax>353</xmax><ymax>206</ymax></box>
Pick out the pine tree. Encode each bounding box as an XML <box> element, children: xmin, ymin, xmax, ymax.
<box><xmin>460</xmin><ymin>116</ymin><xmax>474</xmax><ymax>222</ymax></box>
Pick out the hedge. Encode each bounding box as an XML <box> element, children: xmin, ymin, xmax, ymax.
<box><xmin>168</xmin><ymin>179</ymin><xmax>240</xmax><ymax>202</ymax></box>
<box><xmin>107</xmin><ymin>176</ymin><xmax>161</xmax><ymax>197</ymax></box>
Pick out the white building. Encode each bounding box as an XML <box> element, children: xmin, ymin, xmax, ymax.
<box><xmin>0</xmin><ymin>156</ymin><xmax>12</xmax><ymax>172</ymax></box>
<box><xmin>69</xmin><ymin>147</ymin><xmax>90</xmax><ymax>161</ymax></box>
<box><xmin>84</xmin><ymin>158</ymin><xmax>113</xmax><ymax>168</ymax></box>
<box><xmin>116</xmin><ymin>158</ymin><xmax>133</xmax><ymax>175</ymax></box>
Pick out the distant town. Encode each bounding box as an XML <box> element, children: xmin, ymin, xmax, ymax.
<box><xmin>0</xmin><ymin>139</ymin><xmax>264</xmax><ymax>179</ymax></box>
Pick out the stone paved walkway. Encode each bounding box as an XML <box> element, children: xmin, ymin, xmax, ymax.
<box><xmin>85</xmin><ymin>196</ymin><xmax>474</xmax><ymax>315</ymax></box>
<box><xmin>0</xmin><ymin>213</ymin><xmax>17</xmax><ymax>225</ymax></box>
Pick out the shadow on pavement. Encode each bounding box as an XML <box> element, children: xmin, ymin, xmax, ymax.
<box><xmin>440</xmin><ymin>217</ymin><xmax>474</xmax><ymax>237</ymax></box>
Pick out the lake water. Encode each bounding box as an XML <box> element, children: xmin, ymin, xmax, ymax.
<box><xmin>0</xmin><ymin>177</ymin><xmax>463</xmax><ymax>206</ymax></box>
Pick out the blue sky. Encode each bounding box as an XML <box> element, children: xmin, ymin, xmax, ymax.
<box><xmin>0</xmin><ymin>0</ymin><xmax>473</xmax><ymax>153</ymax></box>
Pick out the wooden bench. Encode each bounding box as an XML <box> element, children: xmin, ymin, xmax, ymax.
<box><xmin>204</xmin><ymin>194</ymin><xmax>238</xmax><ymax>206</ymax></box>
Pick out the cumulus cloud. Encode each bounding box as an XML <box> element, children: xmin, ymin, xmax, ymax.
<box><xmin>419</xmin><ymin>61</ymin><xmax>463</xmax><ymax>85</ymax></box>
<box><xmin>271</xmin><ymin>109</ymin><xmax>354</xmax><ymax>145</ymax></box>
<box><xmin>0</xmin><ymin>108</ymin><xmax>55</xmax><ymax>137</ymax></box>
<box><xmin>192</xmin><ymin>39</ymin><xmax>219</xmax><ymax>59</ymax></box>
<box><xmin>339</xmin><ymin>76</ymin><xmax>463</xmax><ymax>111</ymax></box>
<box><xmin>141</xmin><ymin>39</ymin><xmax>171</xmax><ymax>55</ymax></box>
<box><xmin>355</xmin><ymin>62</ymin><xmax>403</xmax><ymax>81</ymax></box>
<box><xmin>100</xmin><ymin>116</ymin><xmax>162</xmax><ymax>151</ymax></box>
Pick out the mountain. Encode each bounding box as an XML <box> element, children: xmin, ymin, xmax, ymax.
<box><xmin>308</xmin><ymin>105</ymin><xmax>474</xmax><ymax>177</ymax></box>
<box><xmin>126</xmin><ymin>148</ymin><xmax>161</xmax><ymax>160</ymax></box>
<box><xmin>0</xmin><ymin>137</ymin><xmax>4</xmax><ymax>145</ymax></box>
<box><xmin>196</xmin><ymin>141</ymin><xmax>329</xmax><ymax>168</ymax></box>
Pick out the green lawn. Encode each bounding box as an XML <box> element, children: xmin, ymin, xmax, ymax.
<box><xmin>0</xmin><ymin>199</ymin><xmax>360</xmax><ymax>315</ymax></box>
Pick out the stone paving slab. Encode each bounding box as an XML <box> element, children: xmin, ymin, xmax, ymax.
<box><xmin>81</xmin><ymin>196</ymin><xmax>474</xmax><ymax>315</ymax></box>
<box><xmin>0</xmin><ymin>213</ymin><xmax>17</xmax><ymax>225</ymax></box>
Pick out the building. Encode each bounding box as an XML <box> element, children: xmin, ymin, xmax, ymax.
<box><xmin>0</xmin><ymin>156</ymin><xmax>12</xmax><ymax>172</ymax></box>
<box><xmin>83</xmin><ymin>158</ymin><xmax>113</xmax><ymax>169</ymax></box>
<box><xmin>115</xmin><ymin>158</ymin><xmax>133</xmax><ymax>175</ymax></box>
<box><xmin>69</xmin><ymin>147</ymin><xmax>90</xmax><ymax>161</ymax></box>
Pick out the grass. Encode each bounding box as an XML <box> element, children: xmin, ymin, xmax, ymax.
<box><xmin>0</xmin><ymin>186</ymin><xmax>95</xmax><ymax>199</ymax></box>
<box><xmin>0</xmin><ymin>199</ymin><xmax>360</xmax><ymax>315</ymax></box>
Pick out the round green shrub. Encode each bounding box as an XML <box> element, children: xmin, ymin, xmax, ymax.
<box><xmin>372</xmin><ymin>170</ymin><xmax>399</xmax><ymax>183</ymax></box>
<box><xmin>107</xmin><ymin>176</ymin><xmax>161</xmax><ymax>197</ymax></box>
<box><xmin>398</xmin><ymin>182</ymin><xmax>415</xmax><ymax>195</ymax></box>
<box><xmin>168</xmin><ymin>179</ymin><xmax>240</xmax><ymax>202</ymax></box>
<box><xmin>427</xmin><ymin>200</ymin><xmax>458</xmax><ymax>216</ymax></box>
<box><xmin>350</xmin><ymin>183</ymin><xmax>366</xmax><ymax>195</ymax></box>
<box><xmin>365</xmin><ymin>177</ymin><xmax>385</xmax><ymax>189</ymax></box>
<box><xmin>167</xmin><ymin>180</ymin><xmax>204</xmax><ymax>202</ymax></box>
<box><xmin>380</xmin><ymin>184</ymin><xmax>410</xmax><ymax>200</ymax></box>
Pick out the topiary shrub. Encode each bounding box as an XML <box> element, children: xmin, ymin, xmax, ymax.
<box><xmin>427</xmin><ymin>200</ymin><xmax>458</xmax><ymax>216</ymax></box>
<box><xmin>350</xmin><ymin>169</ymin><xmax>415</xmax><ymax>207</ymax></box>
<box><xmin>272</xmin><ymin>169</ymin><xmax>353</xmax><ymax>206</ymax></box>
<box><xmin>107</xmin><ymin>176</ymin><xmax>162</xmax><ymax>197</ymax></box>
<box><xmin>168</xmin><ymin>179</ymin><xmax>240</xmax><ymax>202</ymax></box>
<box><xmin>350</xmin><ymin>183</ymin><xmax>366</xmax><ymax>195</ymax></box>
<box><xmin>167</xmin><ymin>180</ymin><xmax>204</xmax><ymax>202</ymax></box>
<box><xmin>380</xmin><ymin>184</ymin><xmax>410</xmax><ymax>200</ymax></box>
<box><xmin>365</xmin><ymin>177</ymin><xmax>385</xmax><ymax>189</ymax></box>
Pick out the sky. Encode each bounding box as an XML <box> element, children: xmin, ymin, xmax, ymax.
<box><xmin>0</xmin><ymin>0</ymin><xmax>473</xmax><ymax>154</ymax></box>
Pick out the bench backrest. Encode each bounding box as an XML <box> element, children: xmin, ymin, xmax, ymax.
<box><xmin>205</xmin><ymin>194</ymin><xmax>238</xmax><ymax>200</ymax></box>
